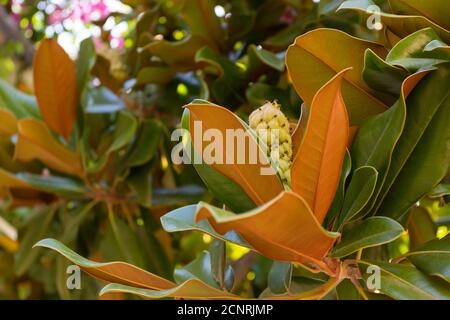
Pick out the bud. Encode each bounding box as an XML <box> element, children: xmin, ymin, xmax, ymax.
<box><xmin>249</xmin><ymin>101</ymin><xmax>292</xmax><ymax>186</ymax></box>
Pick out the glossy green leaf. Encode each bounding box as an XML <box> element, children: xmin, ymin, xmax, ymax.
<box><xmin>108</xmin><ymin>110</ymin><xmax>138</xmax><ymax>152</ymax></box>
<box><xmin>123</xmin><ymin>119</ymin><xmax>162</xmax><ymax>168</ymax></box>
<box><xmin>16</xmin><ymin>173</ymin><xmax>86</xmax><ymax>198</ymax></box>
<box><xmin>351</xmin><ymin>70</ymin><xmax>430</xmax><ymax>216</ymax></box>
<box><xmin>174</xmin><ymin>251</ymin><xmax>220</xmax><ymax>288</ymax></box>
<box><xmin>268</xmin><ymin>262</ymin><xmax>292</xmax><ymax>295</ymax></box>
<box><xmin>336</xmin><ymin>166</ymin><xmax>378</xmax><ymax>228</ymax></box>
<box><xmin>363</xmin><ymin>49</ymin><xmax>409</xmax><ymax>102</ymax></box>
<box><xmin>424</xmin><ymin>40</ymin><xmax>450</xmax><ymax>54</ymax></box>
<box><xmin>405</xmin><ymin>236</ymin><xmax>450</xmax><ymax>283</ymax></box>
<box><xmin>247</xmin><ymin>44</ymin><xmax>285</xmax><ymax>72</ymax></box>
<box><xmin>389</xmin><ymin>0</ymin><xmax>450</xmax><ymax>30</ymax></box>
<box><xmin>336</xmin><ymin>279</ymin><xmax>362</xmax><ymax>300</ymax></box>
<box><xmin>331</xmin><ymin>217</ymin><xmax>403</xmax><ymax>258</ymax></box>
<box><xmin>195</xmin><ymin>46</ymin><xmax>246</xmax><ymax>105</ymax></box>
<box><xmin>326</xmin><ymin>150</ymin><xmax>352</xmax><ymax>227</ymax></box>
<box><xmin>358</xmin><ymin>260</ymin><xmax>450</xmax><ymax>300</ymax></box>
<box><xmin>86</xmin><ymin>87</ymin><xmax>125</xmax><ymax>113</ymax></box>
<box><xmin>429</xmin><ymin>183</ymin><xmax>450</xmax><ymax>198</ymax></box>
<box><xmin>386</xmin><ymin>28</ymin><xmax>450</xmax><ymax>72</ymax></box>
<box><xmin>76</xmin><ymin>37</ymin><xmax>96</xmax><ymax>109</ymax></box>
<box><xmin>100</xmin><ymin>218</ymin><xmax>148</xmax><ymax>270</ymax></box>
<box><xmin>160</xmin><ymin>205</ymin><xmax>251</xmax><ymax>248</ymax></box>
<box><xmin>338</xmin><ymin>0</ymin><xmax>450</xmax><ymax>44</ymax></box>
<box><xmin>0</xmin><ymin>79</ymin><xmax>40</xmax><ymax>119</ymax></box>
<box><xmin>377</xmin><ymin>64</ymin><xmax>450</xmax><ymax>219</ymax></box>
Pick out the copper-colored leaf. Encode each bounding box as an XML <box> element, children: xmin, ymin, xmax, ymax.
<box><xmin>14</xmin><ymin>119</ymin><xmax>82</xmax><ymax>176</ymax></box>
<box><xmin>34</xmin><ymin>239</ymin><xmax>175</xmax><ymax>290</ymax></box>
<box><xmin>0</xmin><ymin>109</ymin><xmax>17</xmax><ymax>136</ymax></box>
<box><xmin>185</xmin><ymin>103</ymin><xmax>283</xmax><ymax>206</ymax></box>
<box><xmin>33</xmin><ymin>38</ymin><xmax>77</xmax><ymax>138</ymax></box>
<box><xmin>286</xmin><ymin>29</ymin><xmax>388</xmax><ymax>125</ymax></box>
<box><xmin>195</xmin><ymin>191</ymin><xmax>339</xmax><ymax>269</ymax></box>
<box><xmin>291</xmin><ymin>69</ymin><xmax>350</xmax><ymax>224</ymax></box>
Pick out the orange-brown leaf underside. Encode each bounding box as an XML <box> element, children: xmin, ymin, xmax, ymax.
<box><xmin>33</xmin><ymin>38</ymin><xmax>77</xmax><ymax>139</ymax></box>
<box><xmin>291</xmin><ymin>69</ymin><xmax>350</xmax><ymax>224</ymax></box>
<box><xmin>186</xmin><ymin>103</ymin><xmax>283</xmax><ymax>206</ymax></box>
<box><xmin>195</xmin><ymin>191</ymin><xmax>339</xmax><ymax>267</ymax></box>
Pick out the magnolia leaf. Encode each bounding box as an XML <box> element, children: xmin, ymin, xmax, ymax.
<box><xmin>389</xmin><ymin>0</ymin><xmax>450</xmax><ymax>30</ymax></box>
<box><xmin>16</xmin><ymin>173</ymin><xmax>86</xmax><ymax>197</ymax></box>
<box><xmin>268</xmin><ymin>262</ymin><xmax>292</xmax><ymax>295</ymax></box>
<box><xmin>326</xmin><ymin>150</ymin><xmax>352</xmax><ymax>227</ymax></box>
<box><xmin>405</xmin><ymin>236</ymin><xmax>450</xmax><ymax>283</ymax></box>
<box><xmin>136</xmin><ymin>66</ymin><xmax>175</xmax><ymax>86</ymax></box>
<box><xmin>33</xmin><ymin>39</ymin><xmax>78</xmax><ymax>139</ymax></box>
<box><xmin>386</xmin><ymin>28</ymin><xmax>450</xmax><ymax>72</ymax></box>
<box><xmin>338</xmin><ymin>1</ymin><xmax>450</xmax><ymax>44</ymax></box>
<box><xmin>99</xmin><ymin>279</ymin><xmax>239</xmax><ymax>300</ymax></box>
<box><xmin>363</xmin><ymin>49</ymin><xmax>409</xmax><ymax>101</ymax></box>
<box><xmin>14</xmin><ymin>119</ymin><xmax>82</xmax><ymax>176</ymax></box>
<box><xmin>123</xmin><ymin>118</ymin><xmax>162</xmax><ymax>168</ymax></box>
<box><xmin>407</xmin><ymin>206</ymin><xmax>437</xmax><ymax>249</ymax></box>
<box><xmin>34</xmin><ymin>238</ymin><xmax>175</xmax><ymax>290</ymax></box>
<box><xmin>336</xmin><ymin>166</ymin><xmax>378</xmax><ymax>228</ymax></box>
<box><xmin>16</xmin><ymin>208</ymin><xmax>58</xmax><ymax>276</ymax></box>
<box><xmin>292</xmin><ymin>69</ymin><xmax>350</xmax><ymax>223</ymax></box>
<box><xmin>0</xmin><ymin>169</ymin><xmax>32</xmax><ymax>189</ymax></box>
<box><xmin>358</xmin><ymin>260</ymin><xmax>450</xmax><ymax>300</ymax></box>
<box><xmin>291</xmin><ymin>103</ymin><xmax>309</xmax><ymax>156</ymax></box>
<box><xmin>429</xmin><ymin>184</ymin><xmax>450</xmax><ymax>198</ymax></box>
<box><xmin>77</xmin><ymin>37</ymin><xmax>96</xmax><ymax>109</ymax></box>
<box><xmin>424</xmin><ymin>40</ymin><xmax>450</xmax><ymax>54</ymax></box>
<box><xmin>377</xmin><ymin>64</ymin><xmax>450</xmax><ymax>219</ymax></box>
<box><xmin>0</xmin><ymin>109</ymin><xmax>17</xmax><ymax>136</ymax></box>
<box><xmin>195</xmin><ymin>192</ymin><xmax>340</xmax><ymax>270</ymax></box>
<box><xmin>107</xmin><ymin>110</ymin><xmax>138</xmax><ymax>153</ymax></box>
<box><xmin>181</xmin><ymin>107</ymin><xmax>256</xmax><ymax>213</ymax></box>
<box><xmin>184</xmin><ymin>102</ymin><xmax>283</xmax><ymax>207</ymax></box>
<box><xmin>0</xmin><ymin>79</ymin><xmax>39</xmax><ymax>119</ymax></box>
<box><xmin>181</xmin><ymin>0</ymin><xmax>224</xmax><ymax>51</ymax></box>
<box><xmin>247</xmin><ymin>44</ymin><xmax>285</xmax><ymax>72</ymax></box>
<box><xmin>331</xmin><ymin>217</ymin><xmax>404</xmax><ymax>258</ymax></box>
<box><xmin>161</xmin><ymin>204</ymin><xmax>250</xmax><ymax>248</ymax></box>
<box><xmin>286</xmin><ymin>28</ymin><xmax>388</xmax><ymax>125</ymax></box>
<box><xmin>351</xmin><ymin>70</ymin><xmax>431</xmax><ymax>216</ymax></box>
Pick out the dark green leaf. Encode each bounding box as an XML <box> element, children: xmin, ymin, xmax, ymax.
<box><xmin>331</xmin><ymin>217</ymin><xmax>404</xmax><ymax>258</ymax></box>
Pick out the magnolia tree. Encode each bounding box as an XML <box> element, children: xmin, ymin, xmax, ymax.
<box><xmin>0</xmin><ymin>0</ymin><xmax>449</xmax><ymax>300</ymax></box>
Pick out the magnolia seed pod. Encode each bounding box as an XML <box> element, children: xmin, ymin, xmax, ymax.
<box><xmin>249</xmin><ymin>101</ymin><xmax>293</xmax><ymax>186</ymax></box>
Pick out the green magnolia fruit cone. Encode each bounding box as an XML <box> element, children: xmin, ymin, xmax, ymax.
<box><xmin>249</xmin><ymin>101</ymin><xmax>292</xmax><ymax>186</ymax></box>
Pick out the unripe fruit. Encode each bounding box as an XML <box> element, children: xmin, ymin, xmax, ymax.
<box><xmin>249</xmin><ymin>101</ymin><xmax>292</xmax><ymax>186</ymax></box>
